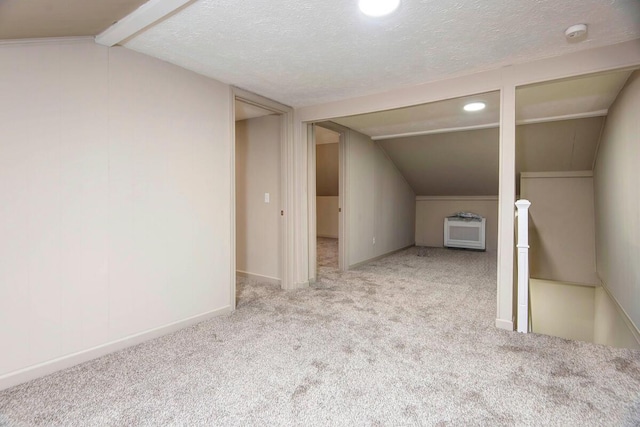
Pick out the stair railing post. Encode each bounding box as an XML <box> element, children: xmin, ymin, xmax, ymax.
<box><xmin>515</xmin><ymin>199</ymin><xmax>531</xmax><ymax>333</ymax></box>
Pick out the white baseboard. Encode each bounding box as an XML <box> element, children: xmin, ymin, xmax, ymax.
<box><xmin>495</xmin><ymin>318</ymin><xmax>514</xmax><ymax>331</ymax></box>
<box><xmin>349</xmin><ymin>244</ymin><xmax>415</xmax><ymax>269</ymax></box>
<box><xmin>317</xmin><ymin>234</ymin><xmax>338</xmax><ymax>239</ymax></box>
<box><xmin>236</xmin><ymin>270</ymin><xmax>281</xmax><ymax>285</ymax></box>
<box><xmin>0</xmin><ymin>306</ymin><xmax>231</xmax><ymax>391</ymax></box>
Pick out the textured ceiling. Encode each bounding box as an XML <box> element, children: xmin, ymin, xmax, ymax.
<box><xmin>124</xmin><ymin>0</ymin><xmax>640</xmax><ymax>107</ymax></box>
<box><xmin>0</xmin><ymin>0</ymin><xmax>149</xmax><ymax>39</ymax></box>
<box><xmin>377</xmin><ymin>117</ymin><xmax>604</xmax><ymax>196</ymax></box>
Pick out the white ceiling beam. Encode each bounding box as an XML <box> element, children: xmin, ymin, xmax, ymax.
<box><xmin>95</xmin><ymin>0</ymin><xmax>192</xmax><ymax>47</ymax></box>
<box><xmin>371</xmin><ymin>109</ymin><xmax>609</xmax><ymax>140</ymax></box>
<box><xmin>372</xmin><ymin>123</ymin><xmax>499</xmax><ymax>140</ymax></box>
<box><xmin>515</xmin><ymin>110</ymin><xmax>608</xmax><ymax>126</ymax></box>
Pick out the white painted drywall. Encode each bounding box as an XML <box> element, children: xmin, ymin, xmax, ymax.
<box><xmin>347</xmin><ymin>130</ymin><xmax>415</xmax><ymax>266</ymax></box>
<box><xmin>594</xmin><ymin>70</ymin><xmax>640</xmax><ymax>331</ymax></box>
<box><xmin>593</xmin><ymin>287</ymin><xmax>640</xmax><ymax>349</ymax></box>
<box><xmin>529</xmin><ymin>279</ymin><xmax>639</xmax><ymax>349</ymax></box>
<box><xmin>520</xmin><ymin>172</ymin><xmax>599</xmax><ymax>285</ymax></box>
<box><xmin>316</xmin><ymin>196</ymin><xmax>339</xmax><ymax>238</ymax></box>
<box><xmin>0</xmin><ymin>40</ymin><xmax>232</xmax><ymax>382</ymax></box>
<box><xmin>529</xmin><ymin>279</ymin><xmax>595</xmax><ymax>343</ymax></box>
<box><xmin>235</xmin><ymin>115</ymin><xmax>281</xmax><ymax>282</ymax></box>
<box><xmin>415</xmin><ymin>197</ymin><xmax>498</xmax><ymax>251</ymax></box>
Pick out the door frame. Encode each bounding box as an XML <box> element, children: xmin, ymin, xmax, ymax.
<box><xmin>230</xmin><ymin>87</ymin><xmax>294</xmax><ymax>310</ymax></box>
<box><xmin>308</xmin><ymin>121</ymin><xmax>349</xmax><ymax>281</ymax></box>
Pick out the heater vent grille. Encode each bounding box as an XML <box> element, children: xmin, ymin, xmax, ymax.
<box><xmin>444</xmin><ymin>217</ymin><xmax>486</xmax><ymax>250</ymax></box>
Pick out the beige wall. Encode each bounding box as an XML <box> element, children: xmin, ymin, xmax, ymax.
<box><xmin>235</xmin><ymin>115</ymin><xmax>281</xmax><ymax>281</ymax></box>
<box><xmin>415</xmin><ymin>197</ymin><xmax>498</xmax><ymax>251</ymax></box>
<box><xmin>348</xmin><ymin>130</ymin><xmax>415</xmax><ymax>266</ymax></box>
<box><xmin>594</xmin><ymin>70</ymin><xmax>640</xmax><ymax>331</ymax></box>
<box><xmin>316</xmin><ymin>141</ymin><xmax>339</xmax><ymax>239</ymax></box>
<box><xmin>529</xmin><ymin>279</ymin><xmax>639</xmax><ymax>349</ymax></box>
<box><xmin>317</xmin><ymin>196</ymin><xmax>339</xmax><ymax>238</ymax></box>
<box><xmin>520</xmin><ymin>172</ymin><xmax>598</xmax><ymax>285</ymax></box>
<box><xmin>530</xmin><ymin>279</ymin><xmax>595</xmax><ymax>343</ymax></box>
<box><xmin>316</xmin><ymin>143</ymin><xmax>339</xmax><ymax>197</ymax></box>
<box><xmin>593</xmin><ymin>287</ymin><xmax>640</xmax><ymax>349</ymax></box>
<box><xmin>0</xmin><ymin>40</ymin><xmax>232</xmax><ymax>384</ymax></box>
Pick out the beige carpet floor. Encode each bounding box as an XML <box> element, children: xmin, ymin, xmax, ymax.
<box><xmin>1</xmin><ymin>245</ymin><xmax>639</xmax><ymax>426</ymax></box>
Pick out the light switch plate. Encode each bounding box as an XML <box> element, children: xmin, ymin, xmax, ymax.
<box><xmin>264</xmin><ymin>193</ymin><xmax>270</xmax><ymax>203</ymax></box>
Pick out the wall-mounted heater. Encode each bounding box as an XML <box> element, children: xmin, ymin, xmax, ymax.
<box><xmin>444</xmin><ymin>216</ymin><xmax>486</xmax><ymax>250</ymax></box>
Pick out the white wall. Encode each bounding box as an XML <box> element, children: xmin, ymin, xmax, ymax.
<box><xmin>317</xmin><ymin>196</ymin><xmax>339</xmax><ymax>238</ymax></box>
<box><xmin>520</xmin><ymin>172</ymin><xmax>599</xmax><ymax>285</ymax></box>
<box><xmin>415</xmin><ymin>197</ymin><xmax>498</xmax><ymax>251</ymax></box>
<box><xmin>593</xmin><ymin>287</ymin><xmax>640</xmax><ymax>349</ymax></box>
<box><xmin>316</xmin><ymin>141</ymin><xmax>339</xmax><ymax>239</ymax></box>
<box><xmin>347</xmin><ymin>130</ymin><xmax>415</xmax><ymax>266</ymax></box>
<box><xmin>0</xmin><ymin>39</ymin><xmax>232</xmax><ymax>387</ymax></box>
<box><xmin>235</xmin><ymin>115</ymin><xmax>281</xmax><ymax>282</ymax></box>
<box><xmin>594</xmin><ymin>70</ymin><xmax>640</xmax><ymax>331</ymax></box>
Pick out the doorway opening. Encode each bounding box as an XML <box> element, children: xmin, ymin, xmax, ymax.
<box><xmin>232</xmin><ymin>91</ymin><xmax>292</xmax><ymax>308</ymax></box>
<box><xmin>314</xmin><ymin>125</ymin><xmax>341</xmax><ymax>275</ymax></box>
<box><xmin>308</xmin><ymin>122</ymin><xmax>348</xmax><ymax>283</ymax></box>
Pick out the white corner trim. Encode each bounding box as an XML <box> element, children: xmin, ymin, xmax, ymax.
<box><xmin>520</xmin><ymin>171</ymin><xmax>593</xmax><ymax>179</ymax></box>
<box><xmin>236</xmin><ymin>271</ymin><xmax>282</xmax><ymax>285</ymax></box>
<box><xmin>495</xmin><ymin>318</ymin><xmax>514</xmax><ymax>331</ymax></box>
<box><xmin>416</xmin><ymin>195</ymin><xmax>499</xmax><ymax>201</ymax></box>
<box><xmin>0</xmin><ymin>306</ymin><xmax>231</xmax><ymax>391</ymax></box>
<box><xmin>95</xmin><ymin>0</ymin><xmax>193</xmax><ymax>47</ymax></box>
<box><xmin>372</xmin><ymin>123</ymin><xmax>499</xmax><ymax>140</ymax></box>
<box><xmin>515</xmin><ymin>110</ymin><xmax>608</xmax><ymax>126</ymax></box>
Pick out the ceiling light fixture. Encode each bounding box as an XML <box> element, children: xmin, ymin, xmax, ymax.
<box><xmin>358</xmin><ymin>0</ymin><xmax>400</xmax><ymax>17</ymax></box>
<box><xmin>463</xmin><ymin>102</ymin><xmax>486</xmax><ymax>112</ymax></box>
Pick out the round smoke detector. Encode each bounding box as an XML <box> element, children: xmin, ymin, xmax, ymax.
<box><xmin>565</xmin><ymin>24</ymin><xmax>588</xmax><ymax>40</ymax></box>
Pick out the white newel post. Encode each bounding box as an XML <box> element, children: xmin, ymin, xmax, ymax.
<box><xmin>515</xmin><ymin>199</ymin><xmax>531</xmax><ymax>333</ymax></box>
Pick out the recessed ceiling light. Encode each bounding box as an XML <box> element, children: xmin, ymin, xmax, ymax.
<box><xmin>358</xmin><ymin>0</ymin><xmax>400</xmax><ymax>17</ymax></box>
<box><xmin>463</xmin><ymin>102</ymin><xmax>486</xmax><ymax>112</ymax></box>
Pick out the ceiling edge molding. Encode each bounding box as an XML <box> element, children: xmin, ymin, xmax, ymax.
<box><xmin>521</xmin><ymin>171</ymin><xmax>593</xmax><ymax>179</ymax></box>
<box><xmin>95</xmin><ymin>0</ymin><xmax>192</xmax><ymax>47</ymax></box>
<box><xmin>372</xmin><ymin>123</ymin><xmax>499</xmax><ymax>140</ymax></box>
<box><xmin>516</xmin><ymin>110</ymin><xmax>608</xmax><ymax>126</ymax></box>
<box><xmin>416</xmin><ymin>196</ymin><xmax>499</xmax><ymax>201</ymax></box>
<box><xmin>0</xmin><ymin>36</ymin><xmax>93</xmax><ymax>46</ymax></box>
